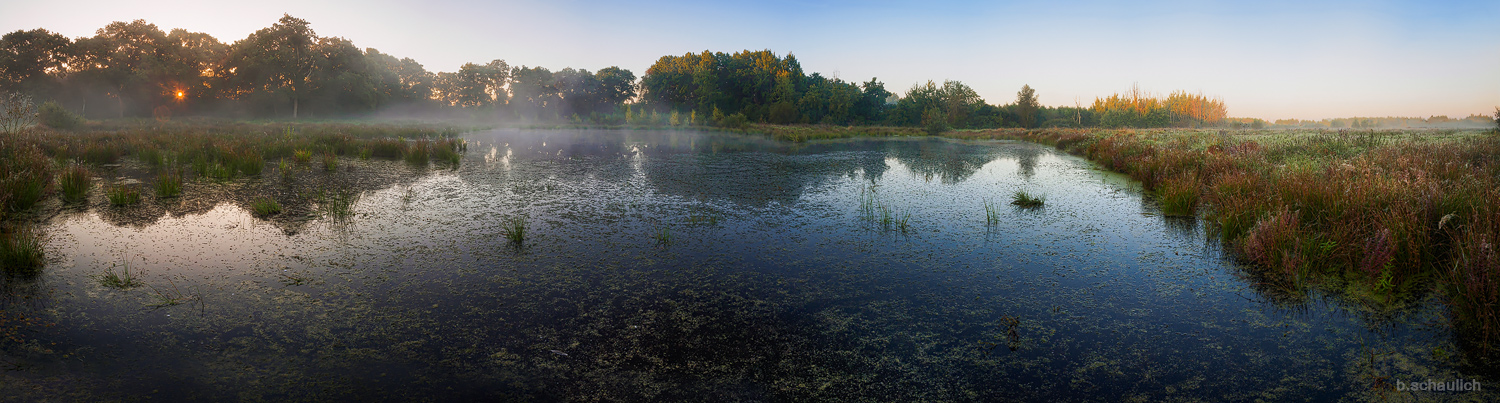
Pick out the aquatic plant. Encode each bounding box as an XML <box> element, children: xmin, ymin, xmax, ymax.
<box><xmin>59</xmin><ymin>164</ymin><xmax>91</xmax><ymax>202</ymax></box>
<box><xmin>1011</xmin><ymin>190</ymin><xmax>1045</xmax><ymax>208</ymax></box>
<box><xmin>205</xmin><ymin>161</ymin><xmax>235</xmax><ymax>182</ymax></box>
<box><xmin>405</xmin><ymin>140</ymin><xmax>431</xmax><ymax>166</ymax></box>
<box><xmin>154</xmin><ymin>171</ymin><xmax>182</xmax><ymax>198</ymax></box>
<box><xmin>0</xmin><ymin>141</ymin><xmax>51</xmax><ymax>213</ymax></box>
<box><xmin>251</xmin><ymin>197</ymin><xmax>282</xmax><ymax>217</ymax></box>
<box><xmin>96</xmin><ymin>261</ymin><xmax>142</xmax><ymax>289</ymax></box>
<box><xmin>322</xmin><ymin>152</ymin><xmax>338</xmax><ymax>172</ymax></box>
<box><xmin>501</xmin><ymin>215</ymin><xmax>528</xmax><ymax>244</ymax></box>
<box><xmin>984</xmin><ymin>198</ymin><xmax>1001</xmax><ymax>225</ymax></box>
<box><xmin>314</xmin><ymin>188</ymin><xmax>358</xmax><ymax>220</ymax></box>
<box><xmin>0</xmin><ymin>225</ymin><xmax>44</xmax><ymax>275</ymax></box>
<box><xmin>106</xmin><ymin>184</ymin><xmax>141</xmax><ymax>206</ymax></box>
<box><xmin>653</xmin><ymin>223</ymin><xmax>672</xmax><ymax>245</ymax></box>
<box><xmin>144</xmin><ymin>277</ymin><xmax>198</xmax><ymax>308</ymax></box>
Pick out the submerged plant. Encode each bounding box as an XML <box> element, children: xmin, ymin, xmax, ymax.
<box><xmin>501</xmin><ymin>215</ymin><xmax>528</xmax><ymax>244</ymax></box>
<box><xmin>96</xmin><ymin>260</ymin><xmax>142</xmax><ymax>289</ymax></box>
<box><xmin>106</xmin><ymin>184</ymin><xmax>141</xmax><ymax>206</ymax></box>
<box><xmin>251</xmin><ymin>197</ymin><xmax>281</xmax><ymax>217</ymax></box>
<box><xmin>59</xmin><ymin>164</ymin><xmax>91</xmax><ymax>202</ymax></box>
<box><xmin>1011</xmin><ymin>190</ymin><xmax>1045</xmax><ymax>208</ymax></box>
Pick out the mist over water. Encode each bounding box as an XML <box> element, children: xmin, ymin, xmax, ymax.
<box><xmin>0</xmin><ymin>129</ymin><xmax>1486</xmax><ymax>400</ymax></box>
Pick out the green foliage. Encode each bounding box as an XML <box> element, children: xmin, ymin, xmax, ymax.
<box><xmin>321</xmin><ymin>153</ymin><xmax>337</xmax><ymax>171</ymax></box>
<box><xmin>106</xmin><ymin>184</ymin><xmax>140</xmax><ymax>206</ymax></box>
<box><xmin>502</xmin><ymin>215</ymin><xmax>528</xmax><ymax>244</ymax></box>
<box><xmin>0</xmin><ymin>225</ymin><xmax>44</xmax><ymax>275</ymax></box>
<box><xmin>1016</xmin><ymin>85</ymin><xmax>1039</xmax><ymax>129</ymax></box>
<box><xmin>37</xmin><ymin>100</ymin><xmax>82</xmax><ymax>129</ymax></box>
<box><xmin>1010</xmin><ymin>190</ymin><xmax>1045</xmax><ymax>208</ymax></box>
<box><xmin>59</xmin><ymin>164</ymin><xmax>90</xmax><ymax>202</ymax></box>
<box><xmin>154</xmin><ymin>172</ymin><xmax>182</xmax><ymax>198</ymax></box>
<box><xmin>922</xmin><ymin>107</ymin><xmax>949</xmax><ymax>135</ymax></box>
<box><xmin>251</xmin><ymin>197</ymin><xmax>281</xmax><ymax>217</ymax></box>
<box><xmin>96</xmin><ymin>261</ymin><xmax>142</xmax><ymax>289</ymax></box>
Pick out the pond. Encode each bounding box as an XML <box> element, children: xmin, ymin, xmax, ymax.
<box><xmin>2</xmin><ymin>129</ymin><xmax>1490</xmax><ymax>401</ymax></box>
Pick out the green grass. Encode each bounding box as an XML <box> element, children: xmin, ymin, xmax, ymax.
<box><xmin>1158</xmin><ymin>174</ymin><xmax>1199</xmax><ymax>216</ymax></box>
<box><xmin>0</xmin><ymin>226</ymin><xmax>45</xmax><ymax>275</ymax></box>
<box><xmin>205</xmin><ymin>161</ymin><xmax>235</xmax><ymax>182</ymax></box>
<box><xmin>322</xmin><ymin>153</ymin><xmax>338</xmax><ymax>172</ymax></box>
<box><xmin>984</xmin><ymin>198</ymin><xmax>1001</xmax><ymax>225</ymax></box>
<box><xmin>251</xmin><ymin>197</ymin><xmax>281</xmax><ymax>217</ymax></box>
<box><xmin>1010</xmin><ymin>190</ymin><xmax>1045</xmax><ymax>208</ymax></box>
<box><xmin>96</xmin><ymin>260</ymin><xmax>142</xmax><ymax>289</ymax></box>
<box><xmin>653</xmin><ymin>224</ymin><xmax>672</xmax><ymax>245</ymax></box>
<box><xmin>106</xmin><ymin>184</ymin><xmax>141</xmax><ymax>206</ymax></box>
<box><xmin>154</xmin><ymin>171</ymin><xmax>182</xmax><ymax>198</ymax></box>
<box><xmin>59</xmin><ymin>164</ymin><xmax>91</xmax><ymax>203</ymax></box>
<box><xmin>501</xmin><ymin>215</ymin><xmax>528</xmax><ymax>244</ymax></box>
<box><xmin>313</xmin><ymin>188</ymin><xmax>358</xmax><ymax>220</ymax></box>
<box><xmin>293</xmin><ymin>149</ymin><xmax>313</xmax><ymax>165</ymax></box>
<box><xmin>405</xmin><ymin>141</ymin><xmax>431</xmax><ymax>166</ymax></box>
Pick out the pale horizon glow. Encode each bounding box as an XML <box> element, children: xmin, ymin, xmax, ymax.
<box><xmin>2</xmin><ymin>0</ymin><xmax>1495</xmax><ymax>121</ymax></box>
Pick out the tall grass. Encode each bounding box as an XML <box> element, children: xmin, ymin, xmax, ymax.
<box><xmin>502</xmin><ymin>215</ymin><xmax>528</xmax><ymax>244</ymax></box>
<box><xmin>251</xmin><ymin>197</ymin><xmax>281</xmax><ymax>217</ymax></box>
<box><xmin>59</xmin><ymin>164</ymin><xmax>91</xmax><ymax>202</ymax></box>
<box><xmin>984</xmin><ymin>198</ymin><xmax>1001</xmax><ymax>225</ymax></box>
<box><xmin>0</xmin><ymin>225</ymin><xmax>44</xmax><ymax>275</ymax></box>
<box><xmin>106</xmin><ymin>184</ymin><xmax>141</xmax><ymax>206</ymax></box>
<box><xmin>154</xmin><ymin>171</ymin><xmax>182</xmax><ymax>198</ymax></box>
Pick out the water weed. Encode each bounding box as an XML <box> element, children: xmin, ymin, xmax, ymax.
<box><xmin>502</xmin><ymin>215</ymin><xmax>528</xmax><ymax>244</ymax></box>
<box><xmin>96</xmin><ymin>260</ymin><xmax>142</xmax><ymax>289</ymax></box>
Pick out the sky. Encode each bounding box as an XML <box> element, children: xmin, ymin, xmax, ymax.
<box><xmin>2</xmin><ymin>0</ymin><xmax>1496</xmax><ymax>121</ymax></box>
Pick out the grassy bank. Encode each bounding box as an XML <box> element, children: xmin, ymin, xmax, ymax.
<box><xmin>969</xmin><ymin>127</ymin><xmax>1500</xmax><ymax>357</ymax></box>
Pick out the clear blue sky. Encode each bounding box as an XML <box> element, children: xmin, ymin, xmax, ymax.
<box><xmin>3</xmin><ymin>0</ymin><xmax>1496</xmax><ymax>120</ymax></box>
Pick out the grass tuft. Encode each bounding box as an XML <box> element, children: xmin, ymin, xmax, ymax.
<box><xmin>96</xmin><ymin>260</ymin><xmax>143</xmax><ymax>289</ymax></box>
<box><xmin>154</xmin><ymin>171</ymin><xmax>182</xmax><ymax>198</ymax></box>
<box><xmin>501</xmin><ymin>215</ymin><xmax>528</xmax><ymax>244</ymax></box>
<box><xmin>251</xmin><ymin>197</ymin><xmax>281</xmax><ymax>217</ymax></box>
<box><xmin>0</xmin><ymin>226</ymin><xmax>45</xmax><ymax>275</ymax></box>
<box><xmin>106</xmin><ymin>184</ymin><xmax>141</xmax><ymax>206</ymax></box>
<box><xmin>59</xmin><ymin>164</ymin><xmax>91</xmax><ymax>203</ymax></box>
<box><xmin>1011</xmin><ymin>190</ymin><xmax>1046</xmax><ymax>208</ymax></box>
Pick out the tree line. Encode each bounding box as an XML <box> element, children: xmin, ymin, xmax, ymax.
<box><xmin>2</xmin><ymin>14</ymin><xmax>1242</xmax><ymax>129</ymax></box>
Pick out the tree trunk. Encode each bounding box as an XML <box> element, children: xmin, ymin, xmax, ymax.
<box><xmin>293</xmin><ymin>98</ymin><xmax>299</xmax><ymax>119</ymax></box>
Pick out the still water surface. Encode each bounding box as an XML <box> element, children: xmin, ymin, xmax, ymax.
<box><xmin>4</xmin><ymin>129</ymin><xmax>1485</xmax><ymax>401</ymax></box>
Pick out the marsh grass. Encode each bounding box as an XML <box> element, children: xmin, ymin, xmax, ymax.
<box><xmin>59</xmin><ymin>164</ymin><xmax>91</xmax><ymax>202</ymax></box>
<box><xmin>1159</xmin><ymin>174</ymin><xmax>1199</xmax><ymax>216</ymax></box>
<box><xmin>405</xmin><ymin>140</ymin><xmax>431</xmax><ymax>166</ymax></box>
<box><xmin>501</xmin><ymin>215</ymin><xmax>528</xmax><ymax>244</ymax></box>
<box><xmin>106</xmin><ymin>184</ymin><xmax>141</xmax><ymax>206</ymax></box>
<box><xmin>96</xmin><ymin>261</ymin><xmax>142</xmax><ymax>289</ymax></box>
<box><xmin>205</xmin><ymin>161</ymin><xmax>235</xmax><ymax>182</ymax></box>
<box><xmin>293</xmin><ymin>149</ymin><xmax>313</xmax><ymax>165</ymax></box>
<box><xmin>310</xmin><ymin>187</ymin><xmax>357</xmax><ymax>220</ymax></box>
<box><xmin>144</xmin><ymin>277</ymin><xmax>198</xmax><ymax>308</ymax></box>
<box><xmin>278</xmin><ymin>159</ymin><xmax>293</xmax><ymax>180</ymax></box>
<box><xmin>154</xmin><ymin>171</ymin><xmax>182</xmax><ymax>198</ymax></box>
<box><xmin>1011</xmin><ymin>190</ymin><xmax>1045</xmax><ymax>208</ymax></box>
<box><xmin>251</xmin><ymin>197</ymin><xmax>281</xmax><ymax>217</ymax></box>
<box><xmin>653</xmin><ymin>223</ymin><xmax>673</xmax><ymax>245</ymax></box>
<box><xmin>0</xmin><ymin>226</ymin><xmax>44</xmax><ymax>275</ymax></box>
<box><xmin>1</xmin><ymin>143</ymin><xmax>51</xmax><ymax>212</ymax></box>
<box><xmin>984</xmin><ymin>198</ymin><xmax>1001</xmax><ymax>225</ymax></box>
<box><xmin>322</xmin><ymin>152</ymin><xmax>338</xmax><ymax>172</ymax></box>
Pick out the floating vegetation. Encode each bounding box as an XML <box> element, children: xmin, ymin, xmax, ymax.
<box><xmin>105</xmin><ymin>184</ymin><xmax>141</xmax><ymax>206</ymax></box>
<box><xmin>95</xmin><ymin>260</ymin><xmax>142</xmax><ymax>289</ymax></box>
<box><xmin>501</xmin><ymin>215</ymin><xmax>528</xmax><ymax>244</ymax></box>
<box><xmin>0</xmin><ymin>225</ymin><xmax>44</xmax><ymax>275</ymax></box>
<box><xmin>1011</xmin><ymin>190</ymin><xmax>1045</xmax><ymax>208</ymax></box>
<box><xmin>59</xmin><ymin>164</ymin><xmax>91</xmax><ymax>202</ymax></box>
<box><xmin>154</xmin><ymin>171</ymin><xmax>182</xmax><ymax>198</ymax></box>
<box><xmin>251</xmin><ymin>197</ymin><xmax>281</xmax><ymax>217</ymax></box>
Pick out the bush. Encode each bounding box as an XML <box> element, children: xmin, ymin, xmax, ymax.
<box><xmin>38</xmin><ymin>101</ymin><xmax>83</xmax><ymax>130</ymax></box>
<box><xmin>1</xmin><ymin>92</ymin><xmax>36</xmax><ymax>134</ymax></box>
<box><xmin>721</xmin><ymin>113</ymin><xmax>748</xmax><ymax>129</ymax></box>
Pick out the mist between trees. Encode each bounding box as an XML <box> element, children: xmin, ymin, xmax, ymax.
<box><xmin>3</xmin><ymin>14</ymin><xmax>1494</xmax><ymax>129</ymax></box>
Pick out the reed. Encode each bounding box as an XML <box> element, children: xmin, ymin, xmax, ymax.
<box><xmin>59</xmin><ymin>164</ymin><xmax>91</xmax><ymax>202</ymax></box>
<box><xmin>106</xmin><ymin>184</ymin><xmax>141</xmax><ymax>206</ymax></box>
<box><xmin>1010</xmin><ymin>190</ymin><xmax>1045</xmax><ymax>208</ymax></box>
<box><xmin>0</xmin><ymin>225</ymin><xmax>44</xmax><ymax>275</ymax></box>
<box><xmin>154</xmin><ymin>171</ymin><xmax>182</xmax><ymax>198</ymax></box>
<box><xmin>502</xmin><ymin>215</ymin><xmax>528</xmax><ymax>244</ymax></box>
<box><xmin>251</xmin><ymin>197</ymin><xmax>281</xmax><ymax>217</ymax></box>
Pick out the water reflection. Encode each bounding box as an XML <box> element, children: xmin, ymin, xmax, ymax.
<box><xmin>1</xmin><ymin>129</ymin><xmax>1490</xmax><ymax>401</ymax></box>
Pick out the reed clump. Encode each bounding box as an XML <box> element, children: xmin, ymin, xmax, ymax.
<box><xmin>154</xmin><ymin>171</ymin><xmax>182</xmax><ymax>198</ymax></box>
<box><xmin>251</xmin><ymin>197</ymin><xmax>281</xmax><ymax>217</ymax></box>
<box><xmin>59</xmin><ymin>164</ymin><xmax>91</xmax><ymax>202</ymax></box>
<box><xmin>1010</xmin><ymin>190</ymin><xmax>1045</xmax><ymax>208</ymax></box>
<box><xmin>0</xmin><ymin>225</ymin><xmax>44</xmax><ymax>275</ymax></box>
<box><xmin>502</xmin><ymin>215</ymin><xmax>528</xmax><ymax>244</ymax></box>
<box><xmin>106</xmin><ymin>184</ymin><xmax>141</xmax><ymax>206</ymax></box>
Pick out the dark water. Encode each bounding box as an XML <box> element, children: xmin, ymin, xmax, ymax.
<box><xmin>2</xmin><ymin>129</ymin><xmax>1489</xmax><ymax>401</ymax></box>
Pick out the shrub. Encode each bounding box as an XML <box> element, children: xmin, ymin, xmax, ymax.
<box><xmin>38</xmin><ymin>101</ymin><xmax>83</xmax><ymax>130</ymax></box>
<box><xmin>0</xmin><ymin>92</ymin><xmax>36</xmax><ymax>134</ymax></box>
